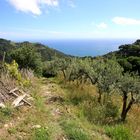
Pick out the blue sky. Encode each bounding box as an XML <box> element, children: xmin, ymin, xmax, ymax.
<box><xmin>0</xmin><ymin>0</ymin><xmax>140</xmax><ymax>40</ymax></box>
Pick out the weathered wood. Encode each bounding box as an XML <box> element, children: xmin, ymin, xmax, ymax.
<box><xmin>9</xmin><ymin>87</ymin><xmax>19</xmax><ymax>94</ymax></box>
<box><xmin>16</xmin><ymin>102</ymin><xmax>24</xmax><ymax>107</ymax></box>
<box><xmin>10</xmin><ymin>91</ymin><xmax>31</xmax><ymax>106</ymax></box>
<box><xmin>12</xmin><ymin>94</ymin><xmax>26</xmax><ymax>107</ymax></box>
<box><xmin>0</xmin><ymin>102</ymin><xmax>5</xmax><ymax>108</ymax></box>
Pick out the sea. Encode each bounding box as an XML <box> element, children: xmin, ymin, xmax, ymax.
<box><xmin>37</xmin><ymin>39</ymin><xmax>135</xmax><ymax>57</ymax></box>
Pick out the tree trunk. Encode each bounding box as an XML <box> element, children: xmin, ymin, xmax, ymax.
<box><xmin>121</xmin><ymin>93</ymin><xmax>134</xmax><ymax>122</ymax></box>
<box><xmin>62</xmin><ymin>70</ymin><xmax>66</xmax><ymax>80</ymax></box>
<box><xmin>98</xmin><ymin>89</ymin><xmax>102</xmax><ymax>104</ymax></box>
<box><xmin>121</xmin><ymin>93</ymin><xmax>127</xmax><ymax>122</ymax></box>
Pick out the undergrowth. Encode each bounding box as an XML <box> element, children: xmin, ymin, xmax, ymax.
<box><xmin>60</xmin><ymin>118</ymin><xmax>91</xmax><ymax>140</ymax></box>
<box><xmin>105</xmin><ymin>125</ymin><xmax>133</xmax><ymax>140</ymax></box>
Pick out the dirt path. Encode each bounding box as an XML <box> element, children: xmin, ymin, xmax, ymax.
<box><xmin>40</xmin><ymin>79</ymin><xmax>67</xmax><ymax>140</ymax></box>
<box><xmin>0</xmin><ymin>78</ymin><xmax>110</xmax><ymax>140</ymax></box>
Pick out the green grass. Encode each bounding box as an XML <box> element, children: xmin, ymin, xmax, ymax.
<box><xmin>32</xmin><ymin>127</ymin><xmax>50</xmax><ymax>140</ymax></box>
<box><xmin>105</xmin><ymin>125</ymin><xmax>133</xmax><ymax>140</ymax></box>
<box><xmin>60</xmin><ymin>118</ymin><xmax>91</xmax><ymax>140</ymax></box>
<box><xmin>0</xmin><ymin>105</ymin><xmax>15</xmax><ymax>123</ymax></box>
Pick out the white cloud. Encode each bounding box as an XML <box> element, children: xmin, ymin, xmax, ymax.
<box><xmin>97</xmin><ymin>22</ymin><xmax>107</xmax><ymax>29</ymax></box>
<box><xmin>8</xmin><ymin>0</ymin><xmax>59</xmax><ymax>15</ymax></box>
<box><xmin>112</xmin><ymin>17</ymin><xmax>140</xmax><ymax>25</ymax></box>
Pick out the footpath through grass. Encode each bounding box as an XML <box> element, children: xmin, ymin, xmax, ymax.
<box><xmin>0</xmin><ymin>77</ymin><xmax>139</xmax><ymax>140</ymax></box>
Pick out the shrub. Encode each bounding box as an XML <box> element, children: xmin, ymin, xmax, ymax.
<box><xmin>105</xmin><ymin>125</ymin><xmax>133</xmax><ymax>140</ymax></box>
<box><xmin>10</xmin><ymin>44</ymin><xmax>42</xmax><ymax>76</ymax></box>
<box><xmin>5</xmin><ymin>60</ymin><xmax>22</xmax><ymax>82</ymax></box>
<box><xmin>0</xmin><ymin>106</ymin><xmax>13</xmax><ymax>117</ymax></box>
<box><xmin>0</xmin><ymin>106</ymin><xmax>14</xmax><ymax>121</ymax></box>
<box><xmin>5</xmin><ymin>60</ymin><xmax>32</xmax><ymax>87</ymax></box>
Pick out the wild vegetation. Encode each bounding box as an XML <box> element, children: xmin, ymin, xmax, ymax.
<box><xmin>105</xmin><ymin>39</ymin><xmax>140</xmax><ymax>74</ymax></box>
<box><xmin>0</xmin><ymin>38</ymin><xmax>140</xmax><ymax>139</ymax></box>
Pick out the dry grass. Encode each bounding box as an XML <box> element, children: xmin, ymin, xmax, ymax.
<box><xmin>125</xmin><ymin>105</ymin><xmax>140</xmax><ymax>139</ymax></box>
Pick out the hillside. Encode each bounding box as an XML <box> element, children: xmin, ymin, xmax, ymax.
<box><xmin>0</xmin><ymin>39</ymin><xmax>140</xmax><ymax>139</ymax></box>
<box><xmin>105</xmin><ymin>40</ymin><xmax>140</xmax><ymax>74</ymax></box>
<box><xmin>0</xmin><ymin>38</ymin><xmax>69</xmax><ymax>62</ymax></box>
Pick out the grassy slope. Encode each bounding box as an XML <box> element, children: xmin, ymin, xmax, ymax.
<box><xmin>0</xmin><ymin>77</ymin><xmax>140</xmax><ymax>140</ymax></box>
<box><xmin>0</xmin><ymin>78</ymin><xmax>110</xmax><ymax>140</ymax></box>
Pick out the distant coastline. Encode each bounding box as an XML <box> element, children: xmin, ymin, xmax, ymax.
<box><xmin>37</xmin><ymin>39</ymin><xmax>135</xmax><ymax>57</ymax></box>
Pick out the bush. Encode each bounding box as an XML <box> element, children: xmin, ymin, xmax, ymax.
<box><xmin>10</xmin><ymin>44</ymin><xmax>42</xmax><ymax>76</ymax></box>
<box><xmin>0</xmin><ymin>106</ymin><xmax>13</xmax><ymax>117</ymax></box>
<box><xmin>0</xmin><ymin>106</ymin><xmax>14</xmax><ymax>122</ymax></box>
<box><xmin>105</xmin><ymin>125</ymin><xmax>133</xmax><ymax>140</ymax></box>
<box><xmin>5</xmin><ymin>60</ymin><xmax>22</xmax><ymax>82</ymax></box>
<box><xmin>5</xmin><ymin>60</ymin><xmax>32</xmax><ymax>87</ymax></box>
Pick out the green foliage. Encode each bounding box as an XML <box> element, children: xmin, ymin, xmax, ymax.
<box><xmin>33</xmin><ymin>42</ymin><xmax>68</xmax><ymax>61</ymax></box>
<box><xmin>42</xmin><ymin>57</ymin><xmax>71</xmax><ymax>78</ymax></box>
<box><xmin>61</xmin><ymin>119</ymin><xmax>91</xmax><ymax>140</ymax></box>
<box><xmin>32</xmin><ymin>127</ymin><xmax>50</xmax><ymax>140</ymax></box>
<box><xmin>7</xmin><ymin>127</ymin><xmax>17</xmax><ymax>135</ymax></box>
<box><xmin>105</xmin><ymin>40</ymin><xmax>140</xmax><ymax>74</ymax></box>
<box><xmin>0</xmin><ymin>106</ymin><xmax>14</xmax><ymax>122</ymax></box>
<box><xmin>105</xmin><ymin>125</ymin><xmax>133</xmax><ymax>140</ymax></box>
<box><xmin>42</xmin><ymin>59</ymin><xmax>61</xmax><ymax>78</ymax></box>
<box><xmin>0</xmin><ymin>38</ymin><xmax>16</xmax><ymax>61</ymax></box>
<box><xmin>5</xmin><ymin>60</ymin><xmax>31</xmax><ymax>87</ymax></box>
<box><xmin>95</xmin><ymin>59</ymin><xmax>123</xmax><ymax>94</ymax></box>
<box><xmin>0</xmin><ymin>39</ymin><xmax>68</xmax><ymax>64</ymax></box>
<box><xmin>117</xmin><ymin>73</ymin><xmax>140</xmax><ymax>121</ymax></box>
<box><xmin>118</xmin><ymin>59</ymin><xmax>132</xmax><ymax>72</ymax></box>
<box><xmin>5</xmin><ymin>60</ymin><xmax>22</xmax><ymax>82</ymax></box>
<box><xmin>10</xmin><ymin>44</ymin><xmax>43</xmax><ymax>75</ymax></box>
<box><xmin>0</xmin><ymin>106</ymin><xmax>13</xmax><ymax>117</ymax></box>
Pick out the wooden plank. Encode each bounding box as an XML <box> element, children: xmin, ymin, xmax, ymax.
<box><xmin>12</xmin><ymin>94</ymin><xmax>26</xmax><ymax>107</ymax></box>
<box><xmin>10</xmin><ymin>91</ymin><xmax>31</xmax><ymax>106</ymax></box>
<box><xmin>0</xmin><ymin>102</ymin><xmax>5</xmax><ymax>108</ymax></box>
<box><xmin>9</xmin><ymin>87</ymin><xmax>19</xmax><ymax>94</ymax></box>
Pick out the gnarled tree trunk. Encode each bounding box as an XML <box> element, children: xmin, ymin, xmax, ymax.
<box><xmin>121</xmin><ymin>92</ymin><xmax>134</xmax><ymax>122</ymax></box>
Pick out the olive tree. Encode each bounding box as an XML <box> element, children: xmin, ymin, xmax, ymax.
<box><xmin>117</xmin><ymin>73</ymin><xmax>140</xmax><ymax>121</ymax></box>
<box><xmin>81</xmin><ymin>59</ymin><xmax>123</xmax><ymax>103</ymax></box>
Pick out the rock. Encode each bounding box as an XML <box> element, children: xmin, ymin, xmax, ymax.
<box><xmin>9</xmin><ymin>122</ymin><xmax>13</xmax><ymax>127</ymax></box>
<box><xmin>4</xmin><ymin>124</ymin><xmax>9</xmax><ymax>128</ymax></box>
<box><xmin>52</xmin><ymin>108</ymin><xmax>63</xmax><ymax>116</ymax></box>
<box><xmin>32</xmin><ymin>125</ymin><xmax>41</xmax><ymax>129</ymax></box>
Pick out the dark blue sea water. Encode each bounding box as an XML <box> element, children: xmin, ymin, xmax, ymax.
<box><xmin>40</xmin><ymin>39</ymin><xmax>135</xmax><ymax>57</ymax></box>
